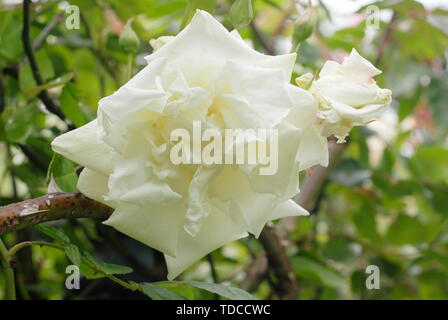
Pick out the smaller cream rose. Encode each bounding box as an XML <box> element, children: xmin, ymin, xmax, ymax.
<box><xmin>300</xmin><ymin>49</ymin><xmax>392</xmax><ymax>142</ymax></box>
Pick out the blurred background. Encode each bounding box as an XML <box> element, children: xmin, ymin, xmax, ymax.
<box><xmin>0</xmin><ymin>0</ymin><xmax>447</xmax><ymax>299</ymax></box>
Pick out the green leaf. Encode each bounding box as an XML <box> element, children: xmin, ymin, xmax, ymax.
<box><xmin>324</xmin><ymin>25</ymin><xmax>365</xmax><ymax>52</ymax></box>
<box><xmin>259</xmin><ymin>0</ymin><xmax>281</xmax><ymax>10</ymax></box>
<box><xmin>19</xmin><ymin>51</ymin><xmax>55</xmax><ymax>93</ymax></box>
<box><xmin>35</xmin><ymin>224</ymin><xmax>70</xmax><ymax>244</ymax></box>
<box><xmin>350</xmin><ymin>270</ymin><xmax>365</xmax><ymax>296</ymax></box>
<box><xmin>60</xmin><ymin>82</ymin><xmax>87</xmax><ymax>127</ymax></box>
<box><xmin>386</xmin><ymin>214</ymin><xmax>427</xmax><ymax>245</ymax></box>
<box><xmin>0</xmin><ymin>12</ymin><xmax>23</xmax><ymax>62</ymax></box>
<box><xmin>427</xmin><ymin>76</ymin><xmax>448</xmax><ymax>132</ymax></box>
<box><xmin>83</xmin><ymin>252</ymin><xmax>133</xmax><ymax>276</ymax></box>
<box><xmin>292</xmin><ymin>256</ymin><xmax>346</xmax><ymax>289</ymax></box>
<box><xmin>230</xmin><ymin>0</ymin><xmax>254</xmax><ymax>30</ymax></box>
<box><xmin>140</xmin><ymin>282</ymin><xmax>186</xmax><ymax>300</ymax></box>
<box><xmin>24</xmin><ymin>73</ymin><xmax>74</xmax><ymax>95</ymax></box>
<box><xmin>426</xmin><ymin>183</ymin><xmax>448</xmax><ymax>215</ymax></box>
<box><xmin>393</xmin><ymin>18</ymin><xmax>448</xmax><ymax>61</ymax></box>
<box><xmin>154</xmin><ymin>281</ymin><xmax>198</xmax><ymax>300</ymax></box>
<box><xmin>353</xmin><ymin>205</ymin><xmax>381</xmax><ymax>242</ymax></box>
<box><xmin>322</xmin><ymin>237</ymin><xmax>357</xmax><ymax>262</ymax></box>
<box><xmin>2</xmin><ymin>103</ymin><xmax>40</xmax><ymax>144</ymax></box>
<box><xmin>330</xmin><ymin>158</ymin><xmax>371</xmax><ymax>187</ymax></box>
<box><xmin>47</xmin><ymin>153</ymin><xmax>78</xmax><ymax>193</ymax></box>
<box><xmin>358</xmin><ymin>0</ymin><xmax>425</xmax><ymax>14</ymax></box>
<box><xmin>398</xmin><ymin>90</ymin><xmax>420</xmax><ymax>121</ymax></box>
<box><xmin>64</xmin><ymin>243</ymin><xmax>82</xmax><ymax>266</ymax></box>
<box><xmin>420</xmin><ymin>250</ymin><xmax>448</xmax><ymax>270</ymax></box>
<box><xmin>411</xmin><ymin>146</ymin><xmax>448</xmax><ymax>183</ymax></box>
<box><xmin>182</xmin><ymin>280</ymin><xmax>258</xmax><ymax>300</ymax></box>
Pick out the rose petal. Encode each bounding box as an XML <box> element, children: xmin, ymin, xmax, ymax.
<box><xmin>51</xmin><ymin>120</ymin><xmax>116</xmax><ymax>175</ymax></box>
<box><xmin>165</xmin><ymin>207</ymin><xmax>248</xmax><ymax>280</ymax></box>
<box><xmin>77</xmin><ymin>168</ymin><xmax>117</xmax><ymax>208</ymax></box>
<box><xmin>103</xmin><ymin>202</ymin><xmax>185</xmax><ymax>257</ymax></box>
<box><xmin>184</xmin><ymin>166</ymin><xmax>220</xmax><ymax>237</ymax></box>
<box><xmin>145</xmin><ymin>10</ymin><xmax>295</xmax><ymax>80</ymax></box>
<box><xmin>269</xmin><ymin>199</ymin><xmax>309</xmax><ymax>220</ymax></box>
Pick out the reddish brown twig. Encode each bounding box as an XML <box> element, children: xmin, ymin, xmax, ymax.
<box><xmin>0</xmin><ymin>193</ymin><xmax>113</xmax><ymax>235</ymax></box>
<box><xmin>240</xmin><ymin>253</ymin><xmax>268</xmax><ymax>292</ymax></box>
<box><xmin>374</xmin><ymin>11</ymin><xmax>397</xmax><ymax>66</ymax></box>
<box><xmin>258</xmin><ymin>224</ymin><xmax>298</xmax><ymax>299</ymax></box>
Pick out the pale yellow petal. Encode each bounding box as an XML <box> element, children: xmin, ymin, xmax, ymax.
<box><xmin>51</xmin><ymin>120</ymin><xmax>116</xmax><ymax>175</ymax></box>
<box><xmin>165</xmin><ymin>207</ymin><xmax>248</xmax><ymax>280</ymax></box>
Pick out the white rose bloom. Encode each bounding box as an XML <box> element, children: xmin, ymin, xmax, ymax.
<box><xmin>52</xmin><ymin>10</ymin><xmax>329</xmax><ymax>280</ymax></box>
<box><xmin>303</xmin><ymin>49</ymin><xmax>392</xmax><ymax>142</ymax></box>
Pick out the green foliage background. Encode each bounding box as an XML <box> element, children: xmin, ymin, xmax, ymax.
<box><xmin>0</xmin><ymin>0</ymin><xmax>447</xmax><ymax>300</ymax></box>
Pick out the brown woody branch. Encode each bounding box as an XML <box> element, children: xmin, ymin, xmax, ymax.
<box><xmin>258</xmin><ymin>224</ymin><xmax>298</xmax><ymax>299</ymax></box>
<box><xmin>239</xmin><ymin>253</ymin><xmax>268</xmax><ymax>292</ymax></box>
<box><xmin>243</xmin><ymin>140</ymin><xmax>347</xmax><ymax>297</ymax></box>
<box><xmin>0</xmin><ymin>193</ymin><xmax>112</xmax><ymax>235</ymax></box>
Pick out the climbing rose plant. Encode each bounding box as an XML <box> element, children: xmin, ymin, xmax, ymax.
<box><xmin>51</xmin><ymin>10</ymin><xmax>391</xmax><ymax>280</ymax></box>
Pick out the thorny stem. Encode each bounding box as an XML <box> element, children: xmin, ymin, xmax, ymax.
<box><xmin>7</xmin><ymin>240</ymin><xmax>61</xmax><ymax>260</ymax></box>
<box><xmin>258</xmin><ymin>224</ymin><xmax>298</xmax><ymax>299</ymax></box>
<box><xmin>0</xmin><ymin>193</ymin><xmax>113</xmax><ymax>235</ymax></box>
<box><xmin>7</xmin><ymin>240</ymin><xmax>138</xmax><ymax>292</ymax></box>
